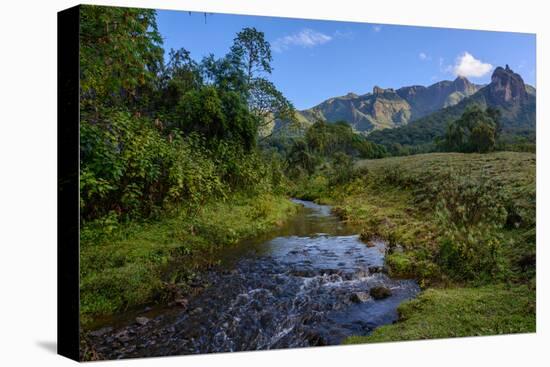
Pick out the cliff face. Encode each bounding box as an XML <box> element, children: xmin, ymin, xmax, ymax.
<box><xmin>297</xmin><ymin>76</ymin><xmax>482</xmax><ymax>133</ymax></box>
<box><xmin>488</xmin><ymin>65</ymin><xmax>528</xmax><ymax>104</ymax></box>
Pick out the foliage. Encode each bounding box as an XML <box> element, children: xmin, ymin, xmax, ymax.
<box><xmin>429</xmin><ymin>169</ymin><xmax>509</xmax><ymax>280</ymax></box>
<box><xmin>249</xmin><ymin>77</ymin><xmax>296</xmax><ymax>136</ymax></box>
<box><xmin>285</xmin><ymin>139</ymin><xmax>319</xmax><ymax>177</ymax></box>
<box><xmin>227</xmin><ymin>27</ymin><xmax>296</xmax><ymax>137</ymax></box>
<box><xmin>333</xmin><ymin>152</ymin><xmax>535</xmax><ymax>285</ymax></box>
<box><xmin>157</xmin><ymin>48</ymin><xmax>202</xmax><ymax>110</ymax></box>
<box><xmin>329</xmin><ymin>152</ymin><xmax>355</xmax><ymax>186</ymax></box>
<box><xmin>80</xmin><ymin>5</ymin><xmax>163</xmax><ymax>112</ymax></box>
<box><xmin>80</xmin><ymin>111</ymin><xmax>224</xmax><ymax>221</ymax></box>
<box><xmin>175</xmin><ymin>86</ymin><xmax>259</xmax><ymax>149</ymax></box>
<box><xmin>306</xmin><ymin>120</ymin><xmax>386</xmax><ymax>159</ymax></box>
<box><xmin>79</xmin><ymin>7</ymin><xmax>291</xmax><ymax>224</ymax></box>
<box><xmin>230</xmin><ymin>27</ymin><xmax>273</xmax><ymax>82</ymax></box>
<box><xmin>441</xmin><ymin>105</ymin><xmax>501</xmax><ymax>153</ymax></box>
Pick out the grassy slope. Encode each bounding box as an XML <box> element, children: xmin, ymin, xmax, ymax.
<box><xmin>300</xmin><ymin>152</ymin><xmax>535</xmax><ymax>342</ymax></box>
<box><xmin>345</xmin><ymin>285</ymin><xmax>535</xmax><ymax>343</ymax></box>
<box><xmin>80</xmin><ymin>193</ymin><xmax>297</xmax><ymax>325</ymax></box>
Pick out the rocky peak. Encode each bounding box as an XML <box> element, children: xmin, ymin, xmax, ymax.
<box><xmin>453</xmin><ymin>75</ymin><xmax>471</xmax><ymax>90</ymax></box>
<box><xmin>372</xmin><ymin>86</ymin><xmax>384</xmax><ymax>95</ymax></box>
<box><xmin>372</xmin><ymin>86</ymin><xmax>396</xmax><ymax>96</ymax></box>
<box><xmin>490</xmin><ymin>65</ymin><xmax>527</xmax><ymax>103</ymax></box>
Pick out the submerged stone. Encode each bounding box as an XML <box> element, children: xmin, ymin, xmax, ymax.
<box><xmin>370</xmin><ymin>286</ymin><xmax>392</xmax><ymax>300</ymax></box>
<box><xmin>350</xmin><ymin>292</ymin><xmax>370</xmax><ymax>303</ymax></box>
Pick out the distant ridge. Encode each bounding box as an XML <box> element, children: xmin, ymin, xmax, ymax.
<box><xmin>295</xmin><ymin>76</ymin><xmax>484</xmax><ymax>133</ymax></box>
<box><xmin>367</xmin><ymin>65</ymin><xmax>536</xmax><ymax>148</ymax></box>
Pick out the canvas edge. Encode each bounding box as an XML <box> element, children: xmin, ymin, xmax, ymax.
<box><xmin>57</xmin><ymin>4</ymin><xmax>81</xmax><ymax>362</ymax></box>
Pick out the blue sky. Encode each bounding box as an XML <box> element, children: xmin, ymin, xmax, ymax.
<box><xmin>156</xmin><ymin>10</ymin><xmax>536</xmax><ymax>110</ymax></box>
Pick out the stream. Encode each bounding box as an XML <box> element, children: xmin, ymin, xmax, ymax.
<box><xmin>87</xmin><ymin>199</ymin><xmax>419</xmax><ymax>359</ymax></box>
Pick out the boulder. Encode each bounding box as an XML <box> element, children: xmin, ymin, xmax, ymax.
<box><xmin>89</xmin><ymin>326</ymin><xmax>113</xmax><ymax>337</ymax></box>
<box><xmin>350</xmin><ymin>291</ymin><xmax>370</xmax><ymax>303</ymax></box>
<box><xmin>135</xmin><ymin>316</ymin><xmax>150</xmax><ymax>326</ymax></box>
<box><xmin>369</xmin><ymin>286</ymin><xmax>392</xmax><ymax>300</ymax></box>
<box><xmin>368</xmin><ymin>265</ymin><xmax>388</xmax><ymax>274</ymax></box>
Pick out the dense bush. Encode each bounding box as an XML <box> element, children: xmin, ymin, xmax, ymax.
<box><xmin>329</xmin><ymin>152</ymin><xmax>355</xmax><ymax>186</ymax></box>
<box><xmin>80</xmin><ymin>111</ymin><xmax>225</xmax><ymax>221</ymax></box>
<box><xmin>432</xmin><ymin>171</ymin><xmax>508</xmax><ymax>280</ymax></box>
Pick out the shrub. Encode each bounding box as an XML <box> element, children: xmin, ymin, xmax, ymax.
<box><xmin>432</xmin><ymin>170</ymin><xmax>509</xmax><ymax>281</ymax></box>
<box><xmin>329</xmin><ymin>152</ymin><xmax>355</xmax><ymax>186</ymax></box>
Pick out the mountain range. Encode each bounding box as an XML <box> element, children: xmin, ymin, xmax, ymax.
<box><xmin>286</xmin><ymin>65</ymin><xmax>535</xmax><ymax>148</ymax></box>
<box><xmin>296</xmin><ymin>75</ymin><xmax>484</xmax><ymax>132</ymax></box>
<box><xmin>367</xmin><ymin>65</ymin><xmax>536</xmax><ymax>148</ymax></box>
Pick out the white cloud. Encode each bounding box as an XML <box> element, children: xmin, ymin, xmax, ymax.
<box><xmin>272</xmin><ymin>29</ymin><xmax>332</xmax><ymax>52</ymax></box>
<box><xmin>373</xmin><ymin>25</ymin><xmax>382</xmax><ymax>32</ymax></box>
<box><xmin>451</xmin><ymin>52</ymin><xmax>493</xmax><ymax>78</ymax></box>
<box><xmin>419</xmin><ymin>52</ymin><xmax>430</xmax><ymax>61</ymax></box>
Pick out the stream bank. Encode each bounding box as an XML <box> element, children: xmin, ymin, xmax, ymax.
<box><xmin>86</xmin><ymin>199</ymin><xmax>419</xmax><ymax>359</ymax></box>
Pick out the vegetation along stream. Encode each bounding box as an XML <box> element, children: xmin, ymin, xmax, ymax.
<box><xmin>76</xmin><ymin>6</ymin><xmax>535</xmax><ymax>361</ymax></box>
<box><xmin>87</xmin><ymin>200</ymin><xmax>419</xmax><ymax>358</ymax></box>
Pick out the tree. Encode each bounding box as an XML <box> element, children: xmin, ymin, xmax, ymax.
<box><xmin>79</xmin><ymin>5</ymin><xmax>164</xmax><ymax>112</ymax></box>
<box><xmin>470</xmin><ymin>122</ymin><xmax>496</xmax><ymax>153</ymax></box>
<box><xmin>228</xmin><ymin>27</ymin><xmax>296</xmax><ymax>139</ymax></box>
<box><xmin>200</xmin><ymin>53</ymin><xmax>248</xmax><ymax>95</ymax></box>
<box><xmin>329</xmin><ymin>152</ymin><xmax>354</xmax><ymax>185</ymax></box>
<box><xmin>287</xmin><ymin>140</ymin><xmax>317</xmax><ymax>176</ymax></box>
<box><xmin>159</xmin><ymin>48</ymin><xmax>202</xmax><ymax>109</ymax></box>
<box><xmin>303</xmin><ymin>119</ymin><xmax>386</xmax><ymax>159</ymax></box>
<box><xmin>230</xmin><ymin>27</ymin><xmax>273</xmax><ymax>83</ymax></box>
<box><xmin>248</xmin><ymin>78</ymin><xmax>296</xmax><ymax>137</ymax></box>
<box><xmin>442</xmin><ymin>105</ymin><xmax>500</xmax><ymax>153</ymax></box>
<box><xmin>175</xmin><ymin>86</ymin><xmax>259</xmax><ymax>150</ymax></box>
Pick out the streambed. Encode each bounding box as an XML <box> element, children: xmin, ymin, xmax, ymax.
<box><xmin>87</xmin><ymin>199</ymin><xmax>419</xmax><ymax>358</ymax></box>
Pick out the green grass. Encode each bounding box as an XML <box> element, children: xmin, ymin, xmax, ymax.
<box><xmin>80</xmin><ymin>193</ymin><xmax>297</xmax><ymax>325</ymax></box>
<box><xmin>356</xmin><ymin>152</ymin><xmax>535</xmax><ymax>195</ymax></box>
<box><xmin>328</xmin><ymin>151</ymin><xmax>536</xmax><ymax>284</ymax></box>
<box><xmin>292</xmin><ymin>151</ymin><xmax>536</xmax><ymax>343</ymax></box>
<box><xmin>344</xmin><ymin>284</ymin><xmax>535</xmax><ymax>344</ymax></box>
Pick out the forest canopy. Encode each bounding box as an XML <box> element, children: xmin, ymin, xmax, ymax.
<box><xmin>79</xmin><ymin>6</ymin><xmax>295</xmax><ymax>223</ymax></box>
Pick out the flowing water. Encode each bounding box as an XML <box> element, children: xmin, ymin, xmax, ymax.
<box><xmin>88</xmin><ymin>199</ymin><xmax>419</xmax><ymax>359</ymax></box>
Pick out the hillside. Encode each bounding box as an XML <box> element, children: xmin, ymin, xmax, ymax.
<box><xmin>367</xmin><ymin>65</ymin><xmax>536</xmax><ymax>149</ymax></box>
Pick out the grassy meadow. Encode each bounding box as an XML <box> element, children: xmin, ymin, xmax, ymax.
<box><xmin>291</xmin><ymin>151</ymin><xmax>536</xmax><ymax>341</ymax></box>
